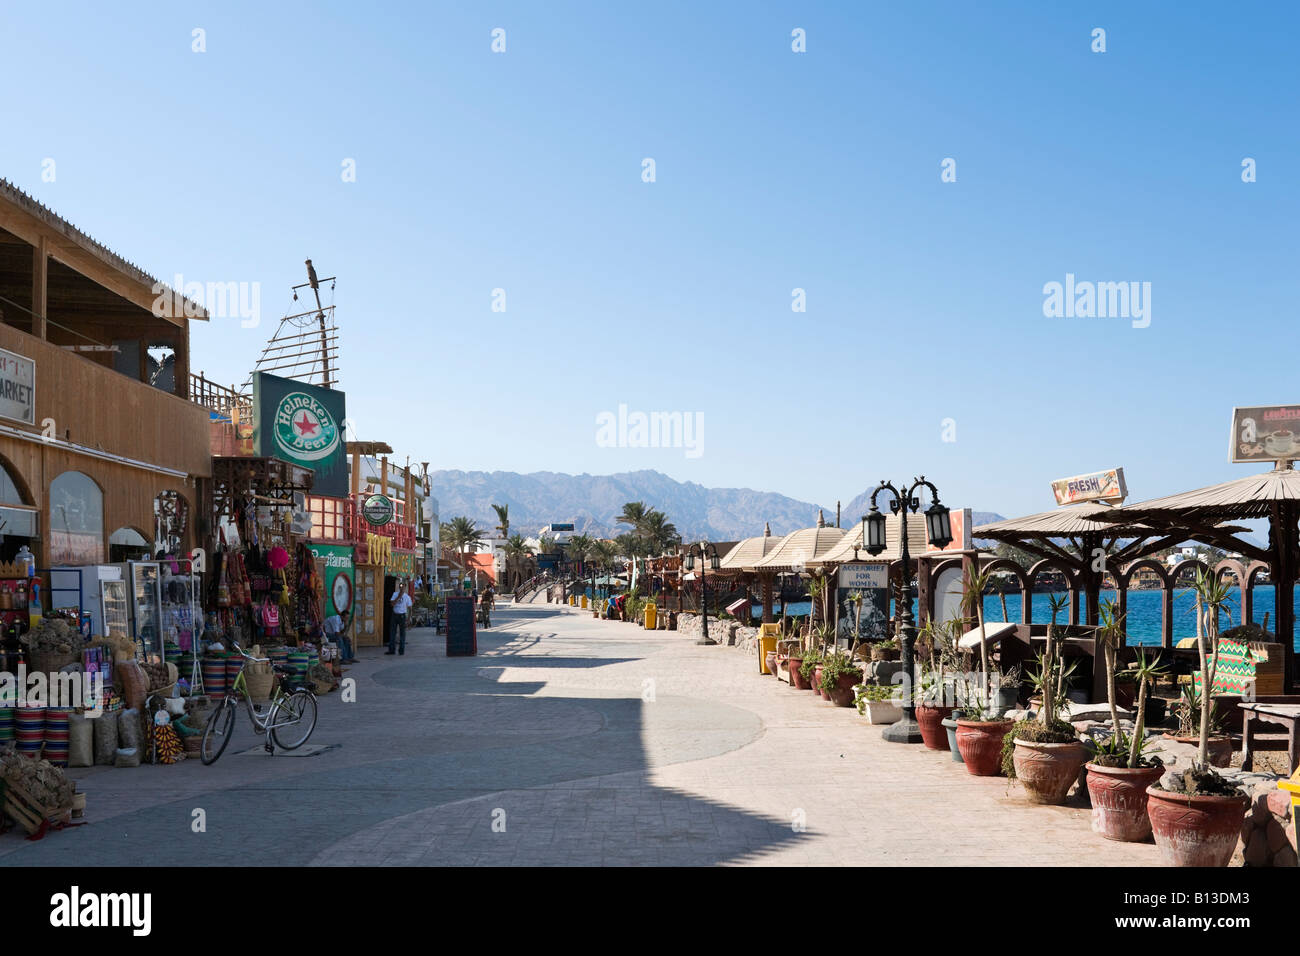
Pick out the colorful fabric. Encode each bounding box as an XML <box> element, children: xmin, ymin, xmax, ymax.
<box><xmin>1192</xmin><ymin>637</ymin><xmax>1255</xmax><ymax>696</ymax></box>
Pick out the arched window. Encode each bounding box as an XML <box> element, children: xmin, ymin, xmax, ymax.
<box><xmin>0</xmin><ymin>456</ymin><xmax>37</xmax><ymax>561</ymax></box>
<box><xmin>154</xmin><ymin>491</ymin><xmax>189</xmax><ymax>556</ymax></box>
<box><xmin>50</xmin><ymin>471</ymin><xmax>103</xmax><ymax>565</ymax></box>
<box><xmin>109</xmin><ymin>527</ymin><xmax>150</xmax><ymax>563</ymax></box>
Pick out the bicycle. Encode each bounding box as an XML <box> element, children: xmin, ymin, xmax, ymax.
<box><xmin>199</xmin><ymin>641</ymin><xmax>319</xmax><ymax>765</ymax></box>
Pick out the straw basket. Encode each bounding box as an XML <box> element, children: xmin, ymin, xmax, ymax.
<box><xmin>26</xmin><ymin>648</ymin><xmax>80</xmax><ymax>675</ymax></box>
<box><xmin>243</xmin><ymin>663</ymin><xmax>275</xmax><ymax>703</ymax></box>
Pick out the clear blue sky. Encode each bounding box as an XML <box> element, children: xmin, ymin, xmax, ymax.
<box><xmin>1</xmin><ymin>1</ymin><xmax>1295</xmax><ymax>519</ymax></box>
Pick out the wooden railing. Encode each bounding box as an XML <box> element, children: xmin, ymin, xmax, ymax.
<box><xmin>190</xmin><ymin>372</ymin><xmax>251</xmax><ymax>422</ymax></box>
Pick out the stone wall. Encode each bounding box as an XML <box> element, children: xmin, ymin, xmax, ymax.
<box><xmin>1239</xmin><ymin>781</ymin><xmax>1297</xmax><ymax>867</ymax></box>
<box><xmin>673</xmin><ymin>612</ymin><xmax>757</xmax><ymax>650</ymax></box>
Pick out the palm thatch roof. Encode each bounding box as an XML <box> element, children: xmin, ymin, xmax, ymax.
<box><xmin>717</xmin><ymin>523</ymin><xmax>789</xmax><ymax>572</ymax></box>
<box><xmin>808</xmin><ymin>512</ymin><xmax>928</xmax><ymax>566</ymax></box>
<box><xmin>1104</xmin><ymin>467</ymin><xmax>1300</xmax><ymax>522</ymax></box>
<box><xmin>751</xmin><ymin>510</ymin><xmax>846</xmax><ymax>572</ymax></box>
<box><xmin>974</xmin><ymin>502</ymin><xmax>1151</xmax><ymax>539</ymax></box>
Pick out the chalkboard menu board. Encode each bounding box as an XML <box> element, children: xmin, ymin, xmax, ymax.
<box><xmin>445</xmin><ymin>595</ymin><xmax>477</xmax><ymax>656</ymax></box>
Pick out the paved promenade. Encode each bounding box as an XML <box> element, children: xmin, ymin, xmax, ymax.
<box><xmin>0</xmin><ymin>601</ymin><xmax>1155</xmax><ymax>866</ymax></box>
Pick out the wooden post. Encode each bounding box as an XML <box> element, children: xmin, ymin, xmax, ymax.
<box><xmin>761</xmin><ymin>571</ymin><xmax>773</xmax><ymax>624</ymax></box>
<box><xmin>31</xmin><ymin>237</ymin><xmax>47</xmax><ymax>340</ymax></box>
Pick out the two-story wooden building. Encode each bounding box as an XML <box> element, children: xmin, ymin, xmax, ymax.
<box><xmin>0</xmin><ymin>180</ymin><xmax>212</xmax><ymax>568</ymax></box>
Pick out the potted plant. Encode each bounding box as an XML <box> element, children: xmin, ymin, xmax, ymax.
<box><xmin>956</xmin><ymin>696</ymin><xmax>1015</xmax><ymax>776</ymax></box>
<box><xmin>1086</xmin><ymin>649</ymin><xmax>1168</xmax><ymax>841</ymax></box>
<box><xmin>1163</xmin><ymin>685</ymin><xmax>1232</xmax><ymax>767</ymax></box>
<box><xmin>992</xmin><ymin>664</ymin><xmax>1021</xmax><ymax>711</ymax></box>
<box><xmin>1145</xmin><ymin>571</ymin><xmax>1249</xmax><ymax>867</ymax></box>
<box><xmin>1009</xmin><ymin>593</ymin><xmax>1088</xmax><ymax>804</ymax></box>
<box><xmin>854</xmin><ymin>683</ymin><xmax>903</xmax><ymax>724</ymax></box>
<box><xmin>819</xmin><ymin>650</ymin><xmax>861</xmax><ymax>707</ymax></box>
<box><xmin>869</xmin><ymin>637</ymin><xmax>900</xmax><ymax>662</ymax></box>
<box><xmin>915</xmin><ymin>667</ymin><xmax>956</xmax><ymax>751</ymax></box>
<box><xmin>794</xmin><ymin>646</ymin><xmax>820</xmax><ymax>691</ymax></box>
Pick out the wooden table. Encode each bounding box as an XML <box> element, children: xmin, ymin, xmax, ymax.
<box><xmin>1240</xmin><ymin>703</ymin><xmax>1300</xmax><ymax>773</ymax></box>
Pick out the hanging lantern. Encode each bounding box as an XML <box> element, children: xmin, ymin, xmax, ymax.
<box><xmin>863</xmin><ymin>508</ymin><xmax>887</xmax><ymax>556</ymax></box>
<box><xmin>925</xmin><ymin>501</ymin><xmax>953</xmax><ymax>549</ymax></box>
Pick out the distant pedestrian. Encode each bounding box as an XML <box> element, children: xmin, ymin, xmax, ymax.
<box><xmin>387</xmin><ymin>579</ymin><xmax>412</xmax><ymax>655</ymax></box>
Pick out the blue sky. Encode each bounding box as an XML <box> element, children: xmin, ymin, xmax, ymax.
<box><xmin>1</xmin><ymin>1</ymin><xmax>1295</xmax><ymax>519</ymax></box>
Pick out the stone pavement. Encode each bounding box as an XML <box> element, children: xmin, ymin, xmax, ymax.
<box><xmin>0</xmin><ymin>601</ymin><xmax>1156</xmax><ymax>866</ymax></box>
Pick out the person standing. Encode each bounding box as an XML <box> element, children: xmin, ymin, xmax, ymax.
<box><xmin>386</xmin><ymin>578</ymin><xmax>412</xmax><ymax>655</ymax></box>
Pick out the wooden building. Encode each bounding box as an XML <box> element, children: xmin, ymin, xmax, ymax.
<box><xmin>0</xmin><ymin>180</ymin><xmax>211</xmax><ymax>568</ymax></box>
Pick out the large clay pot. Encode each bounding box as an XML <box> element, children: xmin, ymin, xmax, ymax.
<box><xmin>915</xmin><ymin>705</ymin><xmax>954</xmax><ymax>751</ymax></box>
<box><xmin>814</xmin><ymin>665</ymin><xmax>828</xmax><ymax>700</ymax></box>
<box><xmin>1086</xmin><ymin>763</ymin><xmax>1166</xmax><ymax>842</ymax></box>
<box><xmin>870</xmin><ymin>645</ymin><xmax>900</xmax><ymax>662</ymax></box>
<box><xmin>827</xmin><ymin>672</ymin><xmax>857</xmax><ymax>707</ymax></box>
<box><xmin>1162</xmin><ymin>734</ymin><xmax>1232</xmax><ymax>768</ymax></box>
<box><xmin>790</xmin><ymin>659</ymin><xmax>813</xmax><ymax>691</ymax></box>
<box><xmin>941</xmin><ymin>715</ymin><xmax>964</xmax><ymax>763</ymax></box>
<box><xmin>956</xmin><ymin>719</ymin><xmax>1014</xmax><ymax>776</ymax></box>
<box><xmin>1146</xmin><ymin>786</ymin><xmax>1249</xmax><ymax>867</ymax></box>
<box><xmin>764</xmin><ymin>651</ymin><xmax>778</xmax><ymax>676</ymax></box>
<box><xmin>1013</xmin><ymin>739</ymin><xmax>1089</xmax><ymax>805</ymax></box>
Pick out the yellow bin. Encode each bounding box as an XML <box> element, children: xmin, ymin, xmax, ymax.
<box><xmin>1280</xmin><ymin>769</ymin><xmax>1300</xmax><ymax>855</ymax></box>
<box><xmin>581</xmin><ymin>595</ymin><xmax>588</xmax><ymax>609</ymax></box>
<box><xmin>758</xmin><ymin>623</ymin><xmax>780</xmax><ymax>675</ymax></box>
<box><xmin>644</xmin><ymin>600</ymin><xmax>657</xmax><ymax>630</ymax></box>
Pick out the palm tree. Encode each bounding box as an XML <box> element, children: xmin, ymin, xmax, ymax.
<box><xmin>503</xmin><ymin>533</ymin><xmax>534</xmax><ymax>589</ymax></box>
<box><xmin>617</xmin><ymin>501</ymin><xmax>651</xmax><ymax>531</ymax></box>
<box><xmin>641</xmin><ymin>511</ymin><xmax>680</xmax><ymax>554</ymax></box>
<box><xmin>442</xmin><ymin>516</ymin><xmax>485</xmax><ymax>589</ymax></box>
<box><xmin>567</xmin><ymin>533</ymin><xmax>594</xmax><ymax>570</ymax></box>
<box><xmin>491</xmin><ymin>503</ymin><xmax>510</xmax><ymax>540</ymax></box>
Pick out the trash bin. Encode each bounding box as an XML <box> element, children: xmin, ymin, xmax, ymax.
<box><xmin>581</xmin><ymin>595</ymin><xmax>588</xmax><ymax>609</ymax></box>
<box><xmin>758</xmin><ymin>623</ymin><xmax>780</xmax><ymax>675</ymax></box>
<box><xmin>644</xmin><ymin>600</ymin><xmax>657</xmax><ymax>631</ymax></box>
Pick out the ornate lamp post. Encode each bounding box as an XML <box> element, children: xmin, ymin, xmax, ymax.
<box><xmin>862</xmin><ymin>476</ymin><xmax>952</xmax><ymax>744</ymax></box>
<box><xmin>682</xmin><ymin>541</ymin><xmax>721</xmax><ymax>645</ymax></box>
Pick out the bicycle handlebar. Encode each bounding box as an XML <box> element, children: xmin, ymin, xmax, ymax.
<box><xmin>229</xmin><ymin>640</ymin><xmax>271</xmax><ymax>664</ymax></box>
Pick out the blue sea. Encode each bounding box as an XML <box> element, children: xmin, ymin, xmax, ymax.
<box><xmin>744</xmin><ymin>586</ymin><xmax>1299</xmax><ymax>649</ymax></box>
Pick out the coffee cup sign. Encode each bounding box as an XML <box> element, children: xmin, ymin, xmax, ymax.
<box><xmin>362</xmin><ymin>493</ymin><xmax>394</xmax><ymax>526</ymax></box>
<box><xmin>1230</xmin><ymin>405</ymin><xmax>1300</xmax><ymax>463</ymax></box>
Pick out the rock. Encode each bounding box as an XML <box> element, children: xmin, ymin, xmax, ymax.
<box><xmin>1244</xmin><ymin>829</ymin><xmax>1269</xmax><ymax>866</ymax></box>
<box><xmin>1268</xmin><ymin>824</ymin><xmax>1291</xmax><ymax>853</ymax></box>
<box><xmin>1267</xmin><ymin>789</ymin><xmax>1292</xmax><ymax>820</ymax></box>
<box><xmin>1275</xmin><ymin>843</ymin><xmax>1298</xmax><ymax>868</ymax></box>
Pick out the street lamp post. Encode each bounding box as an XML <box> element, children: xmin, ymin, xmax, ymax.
<box><xmin>682</xmin><ymin>541</ymin><xmax>721</xmax><ymax>645</ymax></box>
<box><xmin>862</xmin><ymin>476</ymin><xmax>952</xmax><ymax>744</ymax></box>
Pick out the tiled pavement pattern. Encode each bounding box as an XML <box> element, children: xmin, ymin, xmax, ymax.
<box><xmin>1</xmin><ymin>602</ymin><xmax>1155</xmax><ymax>865</ymax></box>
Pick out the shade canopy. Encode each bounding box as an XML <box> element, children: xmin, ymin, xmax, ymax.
<box><xmin>974</xmin><ymin>502</ymin><xmax>1153</xmax><ymax>539</ymax></box>
<box><xmin>751</xmin><ymin>511</ymin><xmax>846</xmax><ymax>572</ymax></box>
<box><xmin>1104</xmin><ymin>467</ymin><xmax>1300</xmax><ymax>524</ymax></box>
<box><xmin>718</xmin><ymin>528</ymin><xmax>791</xmax><ymax>572</ymax></box>
<box><xmin>810</xmin><ymin>512</ymin><xmax>928</xmax><ymax>567</ymax></box>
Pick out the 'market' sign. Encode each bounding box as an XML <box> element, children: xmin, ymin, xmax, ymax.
<box><xmin>0</xmin><ymin>347</ymin><xmax>35</xmax><ymax>425</ymax></box>
<box><xmin>253</xmin><ymin>372</ymin><xmax>348</xmax><ymax>496</ymax></box>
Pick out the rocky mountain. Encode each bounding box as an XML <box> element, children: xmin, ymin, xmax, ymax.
<box><xmin>429</xmin><ymin>468</ymin><xmax>1006</xmax><ymax>542</ymax></box>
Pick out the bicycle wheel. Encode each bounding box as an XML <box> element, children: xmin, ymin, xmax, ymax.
<box><xmin>199</xmin><ymin>698</ymin><xmax>236</xmax><ymax>765</ymax></box>
<box><xmin>270</xmin><ymin>690</ymin><xmax>317</xmax><ymax>750</ymax></box>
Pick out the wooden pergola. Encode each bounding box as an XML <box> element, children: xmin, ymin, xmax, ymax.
<box><xmin>1098</xmin><ymin>464</ymin><xmax>1300</xmax><ymax>689</ymax></box>
<box><xmin>973</xmin><ymin>503</ymin><xmax>1211</xmax><ymax>627</ymax></box>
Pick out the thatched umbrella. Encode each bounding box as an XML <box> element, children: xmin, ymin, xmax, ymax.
<box><xmin>717</xmin><ymin>523</ymin><xmax>788</xmax><ymax>623</ymax></box>
<box><xmin>752</xmin><ymin>511</ymin><xmax>847</xmax><ymax>628</ymax></box>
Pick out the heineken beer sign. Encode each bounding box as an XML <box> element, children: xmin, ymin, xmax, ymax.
<box><xmin>253</xmin><ymin>372</ymin><xmax>348</xmax><ymax>496</ymax></box>
<box><xmin>362</xmin><ymin>494</ymin><xmax>394</xmax><ymax>526</ymax></box>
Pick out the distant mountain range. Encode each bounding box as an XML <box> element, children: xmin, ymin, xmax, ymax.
<box><xmin>429</xmin><ymin>467</ymin><xmax>1006</xmax><ymax>541</ymax></box>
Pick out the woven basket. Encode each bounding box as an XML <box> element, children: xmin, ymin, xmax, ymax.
<box><xmin>244</xmin><ymin>665</ymin><xmax>275</xmax><ymax>703</ymax></box>
<box><xmin>26</xmin><ymin>648</ymin><xmax>80</xmax><ymax>674</ymax></box>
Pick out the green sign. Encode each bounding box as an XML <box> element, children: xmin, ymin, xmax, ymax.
<box><xmin>308</xmin><ymin>544</ymin><xmax>354</xmax><ymax>618</ymax></box>
<box><xmin>253</xmin><ymin>372</ymin><xmax>347</xmax><ymax>496</ymax></box>
<box><xmin>362</xmin><ymin>494</ymin><xmax>394</xmax><ymax>526</ymax></box>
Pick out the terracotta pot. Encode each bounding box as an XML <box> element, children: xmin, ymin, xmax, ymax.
<box><xmin>764</xmin><ymin>651</ymin><xmax>778</xmax><ymax>676</ymax></box>
<box><xmin>956</xmin><ymin>719</ymin><xmax>1014</xmax><ymax>776</ymax></box>
<box><xmin>827</xmin><ymin>672</ymin><xmax>857</xmax><ymax>707</ymax></box>
<box><xmin>915</xmin><ymin>705</ymin><xmax>954</xmax><ymax>751</ymax></box>
<box><xmin>1146</xmin><ymin>785</ymin><xmax>1249</xmax><ymax>867</ymax></box>
<box><xmin>1012</xmin><ymin>739</ymin><xmax>1089</xmax><ymax>805</ymax></box>
<box><xmin>789</xmin><ymin>659</ymin><xmax>813</xmax><ymax>690</ymax></box>
<box><xmin>1162</xmin><ymin>734</ymin><xmax>1232</xmax><ymax>768</ymax></box>
<box><xmin>870</xmin><ymin>645</ymin><xmax>900</xmax><ymax>662</ymax></box>
<box><xmin>813</xmin><ymin>665</ymin><xmax>828</xmax><ymax>700</ymax></box>
<box><xmin>1086</xmin><ymin>763</ymin><xmax>1166</xmax><ymax>842</ymax></box>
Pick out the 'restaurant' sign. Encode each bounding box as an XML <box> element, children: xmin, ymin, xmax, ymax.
<box><xmin>1230</xmin><ymin>405</ymin><xmax>1300</xmax><ymax>463</ymax></box>
<box><xmin>1050</xmin><ymin>468</ymin><xmax>1127</xmax><ymax>505</ymax></box>
<box><xmin>0</xmin><ymin>348</ymin><xmax>35</xmax><ymax>425</ymax></box>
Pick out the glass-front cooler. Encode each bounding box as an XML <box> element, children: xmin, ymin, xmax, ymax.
<box><xmin>124</xmin><ymin>561</ymin><xmax>163</xmax><ymax>663</ymax></box>
<box><xmin>159</xmin><ymin>558</ymin><xmax>199</xmax><ymax>655</ymax></box>
<box><xmin>100</xmin><ymin>578</ymin><xmax>129</xmax><ymax>638</ymax></box>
